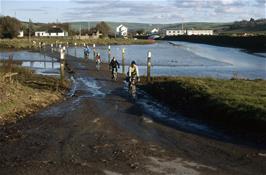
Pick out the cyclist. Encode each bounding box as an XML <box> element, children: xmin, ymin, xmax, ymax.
<box><xmin>109</xmin><ymin>57</ymin><xmax>120</xmax><ymax>80</ymax></box>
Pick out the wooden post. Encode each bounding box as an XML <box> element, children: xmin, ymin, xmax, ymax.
<box><xmin>93</xmin><ymin>44</ymin><xmax>96</xmax><ymax>60</ymax></box>
<box><xmin>60</xmin><ymin>47</ymin><xmax>65</xmax><ymax>84</ymax></box>
<box><xmin>39</xmin><ymin>42</ymin><xmax>41</xmax><ymax>52</ymax></box>
<box><xmin>43</xmin><ymin>43</ymin><xmax>46</xmax><ymax>52</ymax></box>
<box><xmin>66</xmin><ymin>42</ymin><xmax>69</xmax><ymax>54</ymax></box>
<box><xmin>108</xmin><ymin>45</ymin><xmax>111</xmax><ymax>64</ymax></box>
<box><xmin>122</xmin><ymin>48</ymin><xmax>125</xmax><ymax>75</ymax></box>
<box><xmin>74</xmin><ymin>43</ymin><xmax>77</xmax><ymax>57</ymax></box>
<box><xmin>147</xmin><ymin>51</ymin><xmax>152</xmax><ymax>82</ymax></box>
<box><xmin>43</xmin><ymin>43</ymin><xmax>46</xmax><ymax>69</ymax></box>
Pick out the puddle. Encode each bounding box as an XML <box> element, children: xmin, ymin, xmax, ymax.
<box><xmin>77</xmin><ymin>77</ymin><xmax>106</xmax><ymax>97</ymax></box>
<box><xmin>146</xmin><ymin>156</ymin><xmax>216</xmax><ymax>175</ymax></box>
<box><xmin>136</xmin><ymin>93</ymin><xmax>229</xmax><ymax>140</ymax></box>
<box><xmin>121</xmin><ymin>81</ymin><xmax>230</xmax><ymax>141</ymax></box>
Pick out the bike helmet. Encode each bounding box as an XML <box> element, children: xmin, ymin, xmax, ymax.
<box><xmin>131</xmin><ymin>61</ymin><xmax>136</xmax><ymax>65</ymax></box>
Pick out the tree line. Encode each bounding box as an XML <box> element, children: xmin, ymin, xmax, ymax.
<box><xmin>0</xmin><ymin>16</ymin><xmax>112</xmax><ymax>39</ymax></box>
<box><xmin>0</xmin><ymin>16</ymin><xmax>21</xmax><ymax>38</ymax></box>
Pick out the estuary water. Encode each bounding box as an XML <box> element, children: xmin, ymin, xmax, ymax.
<box><xmin>0</xmin><ymin>41</ymin><xmax>265</xmax><ymax>79</ymax></box>
<box><xmin>68</xmin><ymin>41</ymin><xmax>266</xmax><ymax>79</ymax></box>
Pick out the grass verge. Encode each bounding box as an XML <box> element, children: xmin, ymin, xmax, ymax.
<box><xmin>0</xmin><ymin>66</ymin><xmax>69</xmax><ymax>125</ymax></box>
<box><xmin>140</xmin><ymin>77</ymin><xmax>266</xmax><ymax>132</ymax></box>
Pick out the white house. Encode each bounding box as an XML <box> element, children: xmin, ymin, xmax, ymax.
<box><xmin>116</xmin><ymin>24</ymin><xmax>128</xmax><ymax>37</ymax></box>
<box><xmin>47</xmin><ymin>27</ymin><xmax>68</xmax><ymax>37</ymax></box>
<box><xmin>165</xmin><ymin>29</ymin><xmax>214</xmax><ymax>36</ymax></box>
<box><xmin>186</xmin><ymin>30</ymin><xmax>213</xmax><ymax>36</ymax></box>
<box><xmin>17</xmin><ymin>31</ymin><xmax>24</xmax><ymax>38</ymax></box>
<box><xmin>166</xmin><ymin>29</ymin><xmax>186</xmax><ymax>36</ymax></box>
<box><xmin>35</xmin><ymin>27</ymin><xmax>68</xmax><ymax>37</ymax></box>
<box><xmin>151</xmin><ymin>28</ymin><xmax>159</xmax><ymax>34</ymax></box>
<box><xmin>35</xmin><ymin>31</ymin><xmax>49</xmax><ymax>37</ymax></box>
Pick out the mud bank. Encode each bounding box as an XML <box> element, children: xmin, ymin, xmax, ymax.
<box><xmin>140</xmin><ymin>77</ymin><xmax>266</xmax><ymax>133</ymax></box>
<box><xmin>163</xmin><ymin>35</ymin><xmax>266</xmax><ymax>52</ymax></box>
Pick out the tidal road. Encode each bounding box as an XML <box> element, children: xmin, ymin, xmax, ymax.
<box><xmin>0</xmin><ymin>49</ymin><xmax>266</xmax><ymax>175</ymax></box>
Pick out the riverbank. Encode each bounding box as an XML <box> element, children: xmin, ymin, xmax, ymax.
<box><xmin>0</xmin><ymin>38</ymin><xmax>155</xmax><ymax>49</ymax></box>
<box><xmin>0</xmin><ymin>66</ymin><xmax>68</xmax><ymax>125</ymax></box>
<box><xmin>140</xmin><ymin>77</ymin><xmax>266</xmax><ymax>132</ymax></box>
<box><xmin>163</xmin><ymin>35</ymin><xmax>266</xmax><ymax>52</ymax></box>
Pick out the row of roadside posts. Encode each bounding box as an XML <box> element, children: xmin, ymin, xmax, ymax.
<box><xmin>38</xmin><ymin>42</ymin><xmax>152</xmax><ymax>85</ymax></box>
<box><xmin>81</xmin><ymin>44</ymin><xmax>152</xmax><ymax>83</ymax></box>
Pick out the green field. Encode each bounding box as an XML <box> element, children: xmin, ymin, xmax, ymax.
<box><xmin>141</xmin><ymin>77</ymin><xmax>266</xmax><ymax>131</ymax></box>
<box><xmin>0</xmin><ymin>38</ymin><xmax>155</xmax><ymax>49</ymax></box>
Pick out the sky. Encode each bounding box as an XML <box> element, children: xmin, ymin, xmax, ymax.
<box><xmin>0</xmin><ymin>0</ymin><xmax>265</xmax><ymax>24</ymax></box>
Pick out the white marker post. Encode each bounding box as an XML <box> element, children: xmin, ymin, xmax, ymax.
<box><xmin>74</xmin><ymin>43</ymin><xmax>77</xmax><ymax>57</ymax></box>
<box><xmin>122</xmin><ymin>48</ymin><xmax>125</xmax><ymax>75</ymax></box>
<box><xmin>108</xmin><ymin>45</ymin><xmax>111</xmax><ymax>63</ymax></box>
<box><xmin>93</xmin><ymin>44</ymin><xmax>96</xmax><ymax>60</ymax></box>
<box><xmin>147</xmin><ymin>51</ymin><xmax>152</xmax><ymax>82</ymax></box>
<box><xmin>60</xmin><ymin>48</ymin><xmax>65</xmax><ymax>84</ymax></box>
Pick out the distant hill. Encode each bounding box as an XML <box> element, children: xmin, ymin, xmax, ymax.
<box><xmin>221</xmin><ymin>18</ymin><xmax>266</xmax><ymax>35</ymax></box>
<box><xmin>21</xmin><ymin>18</ymin><xmax>266</xmax><ymax>35</ymax></box>
<box><xmin>68</xmin><ymin>21</ymin><xmax>170</xmax><ymax>32</ymax></box>
<box><xmin>68</xmin><ymin>21</ymin><xmax>233</xmax><ymax>33</ymax></box>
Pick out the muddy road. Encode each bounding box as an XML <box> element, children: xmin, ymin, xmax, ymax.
<box><xmin>0</xmin><ymin>50</ymin><xmax>266</xmax><ymax>175</ymax></box>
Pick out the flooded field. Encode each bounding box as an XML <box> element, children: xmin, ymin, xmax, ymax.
<box><xmin>0</xmin><ymin>51</ymin><xmax>60</xmax><ymax>75</ymax></box>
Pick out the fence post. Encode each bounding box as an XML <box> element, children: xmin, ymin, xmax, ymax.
<box><xmin>122</xmin><ymin>48</ymin><xmax>125</xmax><ymax>75</ymax></box>
<box><xmin>147</xmin><ymin>51</ymin><xmax>152</xmax><ymax>82</ymax></box>
<box><xmin>60</xmin><ymin>47</ymin><xmax>65</xmax><ymax>84</ymax></box>
<box><xmin>108</xmin><ymin>45</ymin><xmax>111</xmax><ymax>64</ymax></box>
<box><xmin>93</xmin><ymin>44</ymin><xmax>96</xmax><ymax>60</ymax></box>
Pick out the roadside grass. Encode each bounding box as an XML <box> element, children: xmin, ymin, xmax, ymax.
<box><xmin>0</xmin><ymin>62</ymin><xmax>69</xmax><ymax>125</ymax></box>
<box><xmin>140</xmin><ymin>77</ymin><xmax>266</xmax><ymax>131</ymax></box>
<box><xmin>0</xmin><ymin>38</ymin><xmax>155</xmax><ymax>49</ymax></box>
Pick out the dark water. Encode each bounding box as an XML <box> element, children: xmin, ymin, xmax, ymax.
<box><xmin>69</xmin><ymin>41</ymin><xmax>266</xmax><ymax>79</ymax></box>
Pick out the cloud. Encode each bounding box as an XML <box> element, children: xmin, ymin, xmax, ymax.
<box><xmin>3</xmin><ymin>0</ymin><xmax>265</xmax><ymax>23</ymax></box>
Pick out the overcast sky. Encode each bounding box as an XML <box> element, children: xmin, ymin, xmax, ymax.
<box><xmin>0</xmin><ymin>0</ymin><xmax>265</xmax><ymax>23</ymax></box>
